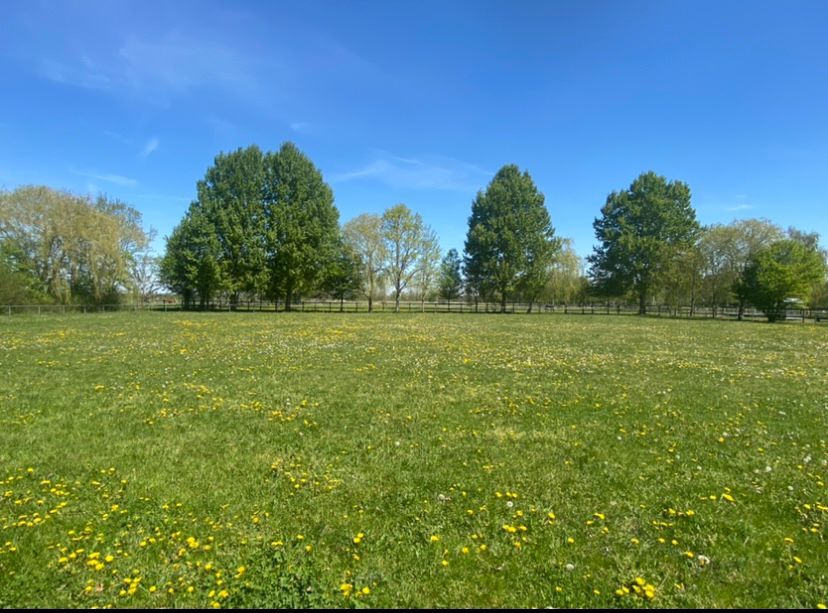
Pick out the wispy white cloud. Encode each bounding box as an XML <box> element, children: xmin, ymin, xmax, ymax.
<box><xmin>140</xmin><ymin>137</ymin><xmax>159</xmax><ymax>158</ymax></box>
<box><xmin>39</xmin><ymin>31</ymin><xmax>265</xmax><ymax>106</ymax></box>
<box><xmin>290</xmin><ymin>121</ymin><xmax>312</xmax><ymax>133</ymax></box>
<box><xmin>205</xmin><ymin>114</ymin><xmax>241</xmax><ymax>140</ymax></box>
<box><xmin>27</xmin><ymin>6</ymin><xmax>383</xmax><ymax>118</ymax></box>
<box><xmin>118</xmin><ymin>32</ymin><xmax>261</xmax><ymax>95</ymax></box>
<box><xmin>74</xmin><ymin>170</ymin><xmax>138</xmax><ymax>187</ymax></box>
<box><xmin>131</xmin><ymin>192</ymin><xmax>190</xmax><ymax>205</ymax></box>
<box><xmin>333</xmin><ymin>151</ymin><xmax>492</xmax><ymax>191</ymax></box>
<box><xmin>103</xmin><ymin>130</ymin><xmax>133</xmax><ymax>145</ymax></box>
<box><xmin>725</xmin><ymin>203</ymin><xmax>753</xmax><ymax>212</ymax></box>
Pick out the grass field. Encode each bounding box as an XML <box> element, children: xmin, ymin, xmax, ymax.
<box><xmin>0</xmin><ymin>313</ymin><xmax>826</xmax><ymax>608</ymax></box>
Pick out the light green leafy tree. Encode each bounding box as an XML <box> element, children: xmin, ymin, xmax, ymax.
<box><xmin>742</xmin><ymin>239</ymin><xmax>825</xmax><ymax>322</ymax></box>
<box><xmin>727</xmin><ymin>219</ymin><xmax>785</xmax><ymax>320</ymax></box>
<box><xmin>381</xmin><ymin>204</ymin><xmax>434</xmax><ymax>312</ymax></box>
<box><xmin>415</xmin><ymin>227</ymin><xmax>441</xmax><ymax>310</ymax></box>
<box><xmin>343</xmin><ymin>213</ymin><xmax>386</xmax><ymax>312</ymax></box>
<box><xmin>545</xmin><ymin>238</ymin><xmax>584</xmax><ymax>305</ymax></box>
<box><xmin>0</xmin><ymin>186</ymin><xmax>148</xmax><ymax>305</ymax></box>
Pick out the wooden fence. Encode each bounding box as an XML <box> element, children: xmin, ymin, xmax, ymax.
<box><xmin>2</xmin><ymin>300</ymin><xmax>827</xmax><ymax>322</ymax></box>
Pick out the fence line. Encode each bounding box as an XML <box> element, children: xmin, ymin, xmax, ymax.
<box><xmin>2</xmin><ymin>300</ymin><xmax>827</xmax><ymax>322</ymax></box>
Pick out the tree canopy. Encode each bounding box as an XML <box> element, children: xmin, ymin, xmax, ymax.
<box><xmin>263</xmin><ymin>143</ymin><xmax>340</xmax><ymax>310</ymax></box>
<box><xmin>0</xmin><ymin>185</ymin><xmax>148</xmax><ymax>304</ymax></box>
<box><xmin>7</xmin><ymin>152</ymin><xmax>826</xmax><ymax>325</ymax></box>
<box><xmin>160</xmin><ymin>142</ymin><xmax>340</xmax><ymax>310</ymax></box>
<box><xmin>588</xmin><ymin>171</ymin><xmax>700</xmax><ymax>314</ymax></box>
<box><xmin>196</xmin><ymin>145</ymin><xmax>268</xmax><ymax>305</ymax></box>
<box><xmin>438</xmin><ymin>248</ymin><xmax>463</xmax><ymax>303</ymax></box>
<box><xmin>322</xmin><ymin>238</ymin><xmax>363</xmax><ymax>310</ymax></box>
<box><xmin>464</xmin><ymin>165</ymin><xmax>558</xmax><ymax>311</ymax></box>
<box><xmin>381</xmin><ymin>204</ymin><xmax>436</xmax><ymax>312</ymax></box>
<box><xmin>160</xmin><ymin>203</ymin><xmax>222</xmax><ymax>309</ymax></box>
<box><xmin>742</xmin><ymin>239</ymin><xmax>826</xmax><ymax>321</ymax></box>
<box><xmin>545</xmin><ymin>238</ymin><xmax>585</xmax><ymax>305</ymax></box>
<box><xmin>342</xmin><ymin>213</ymin><xmax>386</xmax><ymax>312</ymax></box>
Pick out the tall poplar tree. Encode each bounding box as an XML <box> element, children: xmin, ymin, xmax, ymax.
<box><xmin>263</xmin><ymin>143</ymin><xmax>340</xmax><ymax>310</ymax></box>
<box><xmin>463</xmin><ymin>165</ymin><xmax>558</xmax><ymax>312</ymax></box>
<box><xmin>197</xmin><ymin>146</ymin><xmax>267</xmax><ymax>308</ymax></box>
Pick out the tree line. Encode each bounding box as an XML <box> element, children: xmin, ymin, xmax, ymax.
<box><xmin>0</xmin><ymin>186</ymin><xmax>153</xmax><ymax>305</ymax></box>
<box><xmin>588</xmin><ymin>172</ymin><xmax>826</xmax><ymax>320</ymax></box>
<box><xmin>1</xmin><ymin>142</ymin><xmax>826</xmax><ymax>321</ymax></box>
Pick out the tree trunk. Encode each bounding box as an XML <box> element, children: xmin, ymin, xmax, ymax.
<box><xmin>500</xmin><ymin>292</ymin><xmax>507</xmax><ymax>313</ymax></box>
<box><xmin>368</xmin><ymin>295</ymin><xmax>373</xmax><ymax>313</ymax></box>
<box><xmin>340</xmin><ymin>296</ymin><xmax>344</xmax><ymax>312</ymax></box>
<box><xmin>737</xmin><ymin>299</ymin><xmax>745</xmax><ymax>321</ymax></box>
<box><xmin>638</xmin><ymin>290</ymin><xmax>647</xmax><ymax>315</ymax></box>
<box><xmin>689</xmin><ymin>278</ymin><xmax>696</xmax><ymax>317</ymax></box>
<box><xmin>285</xmin><ymin>281</ymin><xmax>293</xmax><ymax>312</ymax></box>
<box><xmin>394</xmin><ymin>289</ymin><xmax>401</xmax><ymax>313</ymax></box>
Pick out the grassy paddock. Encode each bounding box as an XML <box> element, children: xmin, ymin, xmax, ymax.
<box><xmin>0</xmin><ymin>313</ymin><xmax>826</xmax><ymax>608</ymax></box>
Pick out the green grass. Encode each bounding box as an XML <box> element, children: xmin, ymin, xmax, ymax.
<box><xmin>0</xmin><ymin>312</ymin><xmax>826</xmax><ymax>608</ymax></box>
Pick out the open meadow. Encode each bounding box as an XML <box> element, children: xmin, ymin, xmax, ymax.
<box><xmin>0</xmin><ymin>313</ymin><xmax>826</xmax><ymax>608</ymax></box>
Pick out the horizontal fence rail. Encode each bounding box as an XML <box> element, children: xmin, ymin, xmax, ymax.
<box><xmin>2</xmin><ymin>301</ymin><xmax>827</xmax><ymax>322</ymax></box>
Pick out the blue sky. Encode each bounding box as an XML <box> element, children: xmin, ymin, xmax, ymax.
<box><xmin>2</xmin><ymin>0</ymin><xmax>827</xmax><ymax>258</ymax></box>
